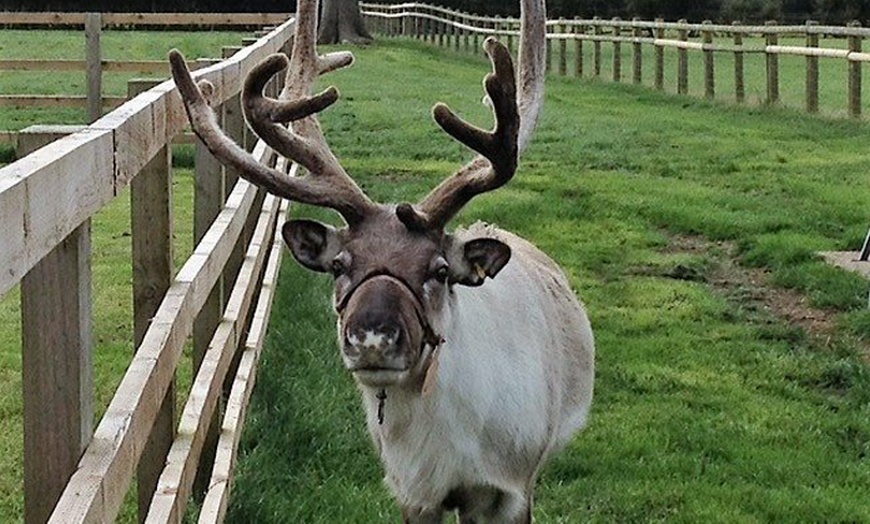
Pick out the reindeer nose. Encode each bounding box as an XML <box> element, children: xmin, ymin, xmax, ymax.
<box><xmin>343</xmin><ymin>323</ymin><xmax>402</xmax><ymax>364</ymax></box>
<box><xmin>339</xmin><ymin>275</ymin><xmax>420</xmax><ymax>373</ymax></box>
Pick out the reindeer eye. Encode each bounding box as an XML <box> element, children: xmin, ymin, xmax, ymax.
<box><xmin>331</xmin><ymin>257</ymin><xmax>347</xmax><ymax>277</ymax></box>
<box><xmin>431</xmin><ymin>262</ymin><xmax>449</xmax><ymax>283</ymax></box>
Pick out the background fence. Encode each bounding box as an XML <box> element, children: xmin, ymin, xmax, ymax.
<box><xmin>361</xmin><ymin>2</ymin><xmax>870</xmax><ymax>119</ymax></box>
<box><xmin>0</xmin><ymin>13</ymin><xmax>295</xmax><ymax>524</ymax></box>
<box><xmin>0</xmin><ymin>12</ymin><xmax>289</xmax><ymax>145</ymax></box>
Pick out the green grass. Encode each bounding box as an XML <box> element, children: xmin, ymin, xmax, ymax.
<box><xmin>226</xmin><ymin>39</ymin><xmax>870</xmax><ymax>522</ymax></box>
<box><xmin>3</xmin><ymin>28</ymin><xmax>870</xmax><ymax>522</ymax></box>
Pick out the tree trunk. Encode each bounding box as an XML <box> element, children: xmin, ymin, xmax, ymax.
<box><xmin>318</xmin><ymin>0</ymin><xmax>373</xmax><ymax>45</ymax></box>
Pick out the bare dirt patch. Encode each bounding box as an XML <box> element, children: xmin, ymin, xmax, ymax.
<box><xmin>662</xmin><ymin>234</ymin><xmax>839</xmax><ymax>340</ymax></box>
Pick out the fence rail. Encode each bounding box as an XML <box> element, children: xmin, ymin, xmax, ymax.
<box><xmin>0</xmin><ymin>13</ymin><xmax>296</xmax><ymax>524</ymax></box>
<box><xmin>361</xmin><ymin>2</ymin><xmax>869</xmax><ymax>118</ymax></box>
<box><xmin>0</xmin><ymin>11</ymin><xmax>290</xmax><ymax>28</ymax></box>
<box><xmin>0</xmin><ymin>12</ymin><xmax>241</xmax><ymax>132</ymax></box>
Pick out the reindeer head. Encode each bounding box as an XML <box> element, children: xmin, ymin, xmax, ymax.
<box><xmin>169</xmin><ymin>0</ymin><xmax>545</xmax><ymax>388</ymax></box>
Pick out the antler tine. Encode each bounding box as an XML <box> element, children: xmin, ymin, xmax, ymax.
<box><xmin>434</xmin><ymin>38</ymin><xmax>519</xmax><ymax>181</ymax></box>
<box><xmin>242</xmin><ymin>53</ymin><xmax>353</xmax><ymax>180</ymax></box>
<box><xmin>244</xmin><ymin>0</ymin><xmax>375</xmax><ymax>224</ymax></box>
<box><xmin>398</xmin><ymin>0</ymin><xmax>546</xmax><ymax>233</ymax></box>
<box><xmin>404</xmin><ymin>38</ymin><xmax>519</xmax><ymax>232</ymax></box>
<box><xmin>169</xmin><ymin>49</ymin><xmax>374</xmax><ymax>226</ymax></box>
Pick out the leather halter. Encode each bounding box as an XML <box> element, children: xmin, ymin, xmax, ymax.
<box><xmin>335</xmin><ymin>270</ymin><xmax>443</xmax><ymax>352</ymax></box>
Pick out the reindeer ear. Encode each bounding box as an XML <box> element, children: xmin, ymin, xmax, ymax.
<box><xmin>448</xmin><ymin>237</ymin><xmax>511</xmax><ymax>287</ymax></box>
<box><xmin>282</xmin><ymin>219</ymin><xmax>343</xmax><ymax>273</ymax></box>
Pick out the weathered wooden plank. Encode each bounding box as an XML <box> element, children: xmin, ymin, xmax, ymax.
<box><xmin>192</xmin><ymin>113</ymin><xmax>226</xmax><ymax>500</ymax></box>
<box><xmin>49</xmin><ymin>179</ymin><xmax>259</xmax><ymax>524</ymax></box>
<box><xmin>129</xmin><ymin>78</ymin><xmax>175</xmax><ymax>524</ymax></box>
<box><xmin>0</xmin><ymin>59</ymin><xmax>199</xmax><ymax>74</ymax></box>
<box><xmin>0</xmin><ymin>127</ymin><xmax>114</xmax><ymax>298</ymax></box>
<box><xmin>0</xmin><ymin>95</ymin><xmax>125</xmax><ymax>108</ymax></box>
<box><xmin>847</xmin><ymin>21</ymin><xmax>862</xmax><ymax>118</ymax></box>
<box><xmin>0</xmin><ymin>59</ymin><xmax>85</xmax><ymax>71</ymax></box>
<box><xmin>0</xmin><ymin>11</ymin><xmax>289</xmax><ymax>27</ymax></box>
<box><xmin>145</xmin><ymin>192</ymin><xmax>281</xmax><ymax>524</ymax></box>
<box><xmin>101</xmin><ymin>12</ymin><xmax>290</xmax><ymax>27</ymax></box>
<box><xmin>101</xmin><ymin>81</ymin><xmax>169</xmax><ymax>192</ymax></box>
<box><xmin>104</xmin><ymin>60</ymin><xmax>168</xmax><ymax>74</ymax></box>
<box><xmin>198</xmin><ymin>198</ymin><xmax>290</xmax><ymax>524</ymax></box>
<box><xmin>18</xmin><ymin>129</ymin><xmax>94</xmax><ymax>524</ymax></box>
<box><xmin>86</xmin><ymin>13</ymin><xmax>102</xmax><ymax>123</ymax></box>
<box><xmin>0</xmin><ymin>11</ymin><xmax>87</xmax><ymax>25</ymax></box>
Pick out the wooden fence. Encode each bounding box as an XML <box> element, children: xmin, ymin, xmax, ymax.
<box><xmin>0</xmin><ymin>11</ymin><xmax>290</xmax><ymax>28</ymax></box>
<box><xmin>0</xmin><ymin>12</ymin><xmax>288</xmax><ymax>141</ymax></box>
<box><xmin>361</xmin><ymin>2</ymin><xmax>870</xmax><ymax>118</ymax></box>
<box><xmin>0</xmin><ymin>13</ymin><xmax>295</xmax><ymax>524</ymax></box>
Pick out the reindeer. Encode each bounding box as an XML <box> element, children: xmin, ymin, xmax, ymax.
<box><xmin>169</xmin><ymin>0</ymin><xmax>594</xmax><ymax>521</ymax></box>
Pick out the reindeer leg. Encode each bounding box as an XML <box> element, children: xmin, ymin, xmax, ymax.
<box><xmin>487</xmin><ymin>491</ymin><xmax>532</xmax><ymax>524</ymax></box>
<box><xmin>402</xmin><ymin>506</ymin><xmax>444</xmax><ymax>524</ymax></box>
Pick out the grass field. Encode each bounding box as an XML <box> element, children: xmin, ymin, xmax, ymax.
<box><xmin>1</xmin><ymin>28</ymin><xmax>870</xmax><ymax>522</ymax></box>
<box><xmin>225</xmin><ymin>39</ymin><xmax>870</xmax><ymax>522</ymax></box>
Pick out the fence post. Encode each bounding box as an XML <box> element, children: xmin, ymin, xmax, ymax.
<box><xmin>85</xmin><ymin>13</ymin><xmax>102</xmax><ymax>123</ymax></box>
<box><xmin>765</xmin><ymin>20</ymin><xmax>779</xmax><ymax>105</ymax></box>
<box><xmin>462</xmin><ymin>12</ymin><xmax>470</xmax><ymax>52</ymax></box>
<box><xmin>18</xmin><ymin>126</ymin><xmax>93</xmax><ymax>524</ymax></box>
<box><xmin>654</xmin><ymin>19</ymin><xmax>664</xmax><ymax>90</ymax></box>
<box><xmin>806</xmin><ymin>21</ymin><xmax>819</xmax><ymax>113</ymax></box>
<box><xmin>678</xmin><ymin>20</ymin><xmax>688</xmax><ymax>95</ymax></box>
<box><xmin>612</xmin><ymin>18</ymin><xmax>622</xmax><ymax>82</ymax></box>
<box><xmin>453</xmin><ymin>12</ymin><xmax>460</xmax><ymax>51</ymax></box>
<box><xmin>128</xmin><ymin>78</ymin><xmax>175</xmax><ymax>523</ymax></box>
<box><xmin>703</xmin><ymin>20</ymin><xmax>714</xmax><ymax>99</ymax></box>
<box><xmin>221</xmin><ymin>45</ymin><xmax>249</xmax><ymax>310</ymax></box>
<box><xmin>546</xmin><ymin>21</ymin><xmax>553</xmax><ymax>72</ymax></box>
<box><xmin>632</xmin><ymin>17</ymin><xmax>642</xmax><ymax>85</ymax></box>
<box><xmin>222</xmin><ymin>46</ymin><xmax>248</xmax><ymax>159</ymax></box>
<box><xmin>192</xmin><ymin>57</ymin><xmax>226</xmax><ymax>498</ymax></box>
<box><xmin>593</xmin><ymin>17</ymin><xmax>602</xmax><ymax>77</ymax></box>
<box><xmin>848</xmin><ymin>20</ymin><xmax>862</xmax><ymax>118</ymax></box>
<box><xmin>733</xmin><ymin>21</ymin><xmax>745</xmax><ymax>103</ymax></box>
<box><xmin>558</xmin><ymin>19</ymin><xmax>567</xmax><ymax>76</ymax></box>
<box><xmin>574</xmin><ymin>18</ymin><xmax>583</xmax><ymax>78</ymax></box>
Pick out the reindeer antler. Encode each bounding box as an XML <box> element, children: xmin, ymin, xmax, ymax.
<box><xmin>171</xmin><ymin>0</ymin><xmax>545</xmax><ymax>233</ymax></box>
<box><xmin>169</xmin><ymin>0</ymin><xmax>376</xmax><ymax>227</ymax></box>
<box><xmin>398</xmin><ymin>0</ymin><xmax>547</xmax><ymax>232</ymax></box>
